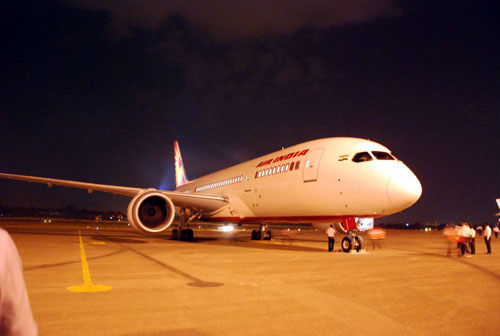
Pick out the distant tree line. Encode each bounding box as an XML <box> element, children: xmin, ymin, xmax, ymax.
<box><xmin>0</xmin><ymin>204</ymin><xmax>125</xmax><ymax>220</ymax></box>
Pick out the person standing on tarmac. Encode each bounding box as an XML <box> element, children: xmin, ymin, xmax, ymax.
<box><xmin>326</xmin><ymin>225</ymin><xmax>336</xmax><ymax>252</ymax></box>
<box><xmin>469</xmin><ymin>226</ymin><xmax>476</xmax><ymax>255</ymax></box>
<box><xmin>493</xmin><ymin>223</ymin><xmax>499</xmax><ymax>239</ymax></box>
<box><xmin>484</xmin><ymin>223</ymin><xmax>492</xmax><ymax>254</ymax></box>
<box><xmin>0</xmin><ymin>228</ymin><xmax>38</xmax><ymax>335</ymax></box>
<box><xmin>459</xmin><ymin>222</ymin><xmax>471</xmax><ymax>256</ymax></box>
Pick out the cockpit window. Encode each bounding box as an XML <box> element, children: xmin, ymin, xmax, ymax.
<box><xmin>372</xmin><ymin>151</ymin><xmax>395</xmax><ymax>160</ymax></box>
<box><xmin>352</xmin><ymin>152</ymin><xmax>373</xmax><ymax>162</ymax></box>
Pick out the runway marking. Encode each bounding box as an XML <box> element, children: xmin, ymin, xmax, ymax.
<box><xmin>73</xmin><ymin>242</ymin><xmax>106</xmax><ymax>246</ymax></box>
<box><xmin>67</xmin><ymin>230</ymin><xmax>112</xmax><ymax>292</ymax></box>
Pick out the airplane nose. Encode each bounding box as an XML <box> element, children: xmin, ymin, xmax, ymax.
<box><xmin>387</xmin><ymin>163</ymin><xmax>422</xmax><ymax>209</ymax></box>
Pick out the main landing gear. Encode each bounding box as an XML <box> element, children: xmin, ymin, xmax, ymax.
<box><xmin>171</xmin><ymin>228</ymin><xmax>194</xmax><ymax>241</ymax></box>
<box><xmin>341</xmin><ymin>231</ymin><xmax>364</xmax><ymax>253</ymax></box>
<box><xmin>251</xmin><ymin>224</ymin><xmax>272</xmax><ymax>240</ymax></box>
<box><xmin>171</xmin><ymin>208</ymin><xmax>194</xmax><ymax>242</ymax></box>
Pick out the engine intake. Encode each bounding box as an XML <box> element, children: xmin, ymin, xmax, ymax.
<box><xmin>127</xmin><ymin>189</ymin><xmax>175</xmax><ymax>233</ymax></box>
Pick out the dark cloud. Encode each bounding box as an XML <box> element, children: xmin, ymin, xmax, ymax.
<box><xmin>66</xmin><ymin>0</ymin><xmax>401</xmax><ymax>40</ymax></box>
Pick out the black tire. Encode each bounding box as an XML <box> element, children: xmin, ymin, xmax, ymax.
<box><xmin>251</xmin><ymin>230</ymin><xmax>262</xmax><ymax>240</ymax></box>
<box><xmin>354</xmin><ymin>236</ymin><xmax>363</xmax><ymax>252</ymax></box>
<box><xmin>264</xmin><ymin>231</ymin><xmax>272</xmax><ymax>240</ymax></box>
<box><xmin>171</xmin><ymin>229</ymin><xmax>178</xmax><ymax>240</ymax></box>
<box><xmin>186</xmin><ymin>229</ymin><xmax>194</xmax><ymax>241</ymax></box>
<box><xmin>341</xmin><ymin>236</ymin><xmax>352</xmax><ymax>252</ymax></box>
<box><xmin>180</xmin><ymin>229</ymin><xmax>194</xmax><ymax>242</ymax></box>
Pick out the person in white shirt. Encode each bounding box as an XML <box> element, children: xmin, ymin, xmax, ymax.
<box><xmin>484</xmin><ymin>223</ymin><xmax>492</xmax><ymax>254</ymax></box>
<box><xmin>493</xmin><ymin>223</ymin><xmax>500</xmax><ymax>238</ymax></box>
<box><xmin>326</xmin><ymin>225</ymin><xmax>336</xmax><ymax>252</ymax></box>
<box><xmin>0</xmin><ymin>228</ymin><xmax>38</xmax><ymax>335</ymax></box>
<box><xmin>469</xmin><ymin>226</ymin><xmax>476</xmax><ymax>255</ymax></box>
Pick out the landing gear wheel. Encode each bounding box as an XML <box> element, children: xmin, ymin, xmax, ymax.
<box><xmin>354</xmin><ymin>236</ymin><xmax>363</xmax><ymax>252</ymax></box>
<box><xmin>171</xmin><ymin>229</ymin><xmax>178</xmax><ymax>240</ymax></box>
<box><xmin>181</xmin><ymin>229</ymin><xmax>194</xmax><ymax>241</ymax></box>
<box><xmin>251</xmin><ymin>229</ymin><xmax>262</xmax><ymax>240</ymax></box>
<box><xmin>263</xmin><ymin>231</ymin><xmax>272</xmax><ymax>240</ymax></box>
<box><xmin>341</xmin><ymin>236</ymin><xmax>352</xmax><ymax>252</ymax></box>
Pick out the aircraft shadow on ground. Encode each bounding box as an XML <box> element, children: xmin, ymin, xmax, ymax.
<box><xmin>91</xmin><ymin>235</ymin><xmax>148</xmax><ymax>244</ymax></box>
<box><xmin>195</xmin><ymin>237</ymin><xmax>326</xmax><ymax>252</ymax></box>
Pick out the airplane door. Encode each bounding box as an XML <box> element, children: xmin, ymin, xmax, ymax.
<box><xmin>244</xmin><ymin>168</ymin><xmax>254</xmax><ymax>191</ymax></box>
<box><xmin>303</xmin><ymin>148</ymin><xmax>325</xmax><ymax>182</ymax></box>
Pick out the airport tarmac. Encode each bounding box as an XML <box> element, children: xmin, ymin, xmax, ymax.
<box><xmin>1</xmin><ymin>220</ymin><xmax>500</xmax><ymax>336</ymax></box>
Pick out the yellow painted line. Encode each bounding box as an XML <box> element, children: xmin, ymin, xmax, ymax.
<box><xmin>67</xmin><ymin>230</ymin><xmax>112</xmax><ymax>292</ymax></box>
<box><xmin>73</xmin><ymin>242</ymin><xmax>106</xmax><ymax>246</ymax></box>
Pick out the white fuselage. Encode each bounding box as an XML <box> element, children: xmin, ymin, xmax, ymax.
<box><xmin>176</xmin><ymin>137</ymin><xmax>422</xmax><ymax>223</ymax></box>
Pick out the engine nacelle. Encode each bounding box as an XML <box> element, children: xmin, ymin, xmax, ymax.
<box><xmin>127</xmin><ymin>189</ymin><xmax>175</xmax><ymax>233</ymax></box>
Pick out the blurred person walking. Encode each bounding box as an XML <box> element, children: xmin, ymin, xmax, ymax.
<box><xmin>459</xmin><ymin>222</ymin><xmax>470</xmax><ymax>256</ymax></box>
<box><xmin>493</xmin><ymin>224</ymin><xmax>499</xmax><ymax>239</ymax></box>
<box><xmin>368</xmin><ymin>227</ymin><xmax>386</xmax><ymax>249</ymax></box>
<box><xmin>0</xmin><ymin>228</ymin><xmax>38</xmax><ymax>335</ymax></box>
<box><xmin>443</xmin><ymin>225</ymin><xmax>458</xmax><ymax>256</ymax></box>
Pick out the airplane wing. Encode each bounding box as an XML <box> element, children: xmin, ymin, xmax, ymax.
<box><xmin>0</xmin><ymin>172</ymin><xmax>227</xmax><ymax>213</ymax></box>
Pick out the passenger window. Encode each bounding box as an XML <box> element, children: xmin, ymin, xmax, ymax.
<box><xmin>352</xmin><ymin>152</ymin><xmax>373</xmax><ymax>162</ymax></box>
<box><xmin>295</xmin><ymin>161</ymin><xmax>300</xmax><ymax>170</ymax></box>
<box><xmin>290</xmin><ymin>162</ymin><xmax>295</xmax><ymax>170</ymax></box>
<box><xmin>372</xmin><ymin>151</ymin><xmax>395</xmax><ymax>160</ymax></box>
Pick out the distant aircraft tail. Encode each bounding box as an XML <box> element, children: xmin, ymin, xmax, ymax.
<box><xmin>174</xmin><ymin>141</ymin><xmax>188</xmax><ymax>188</ymax></box>
<box><xmin>496</xmin><ymin>198</ymin><xmax>500</xmax><ymax>216</ymax></box>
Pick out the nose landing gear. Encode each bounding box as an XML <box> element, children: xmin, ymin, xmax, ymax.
<box><xmin>341</xmin><ymin>231</ymin><xmax>364</xmax><ymax>253</ymax></box>
<box><xmin>251</xmin><ymin>224</ymin><xmax>271</xmax><ymax>240</ymax></box>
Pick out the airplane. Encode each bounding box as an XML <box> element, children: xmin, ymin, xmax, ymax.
<box><xmin>0</xmin><ymin>137</ymin><xmax>422</xmax><ymax>252</ymax></box>
<box><xmin>495</xmin><ymin>198</ymin><xmax>500</xmax><ymax>217</ymax></box>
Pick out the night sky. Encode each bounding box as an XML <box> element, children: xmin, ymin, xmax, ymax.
<box><xmin>2</xmin><ymin>1</ymin><xmax>499</xmax><ymax>224</ymax></box>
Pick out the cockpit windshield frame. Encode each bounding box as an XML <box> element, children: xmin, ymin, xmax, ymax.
<box><xmin>352</xmin><ymin>152</ymin><xmax>373</xmax><ymax>163</ymax></box>
<box><xmin>371</xmin><ymin>151</ymin><xmax>396</xmax><ymax>160</ymax></box>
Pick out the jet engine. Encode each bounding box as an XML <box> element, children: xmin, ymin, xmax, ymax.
<box><xmin>127</xmin><ymin>189</ymin><xmax>175</xmax><ymax>233</ymax></box>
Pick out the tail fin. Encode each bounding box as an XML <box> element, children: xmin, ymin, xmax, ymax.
<box><xmin>497</xmin><ymin>198</ymin><xmax>500</xmax><ymax>210</ymax></box>
<box><xmin>174</xmin><ymin>141</ymin><xmax>188</xmax><ymax>188</ymax></box>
